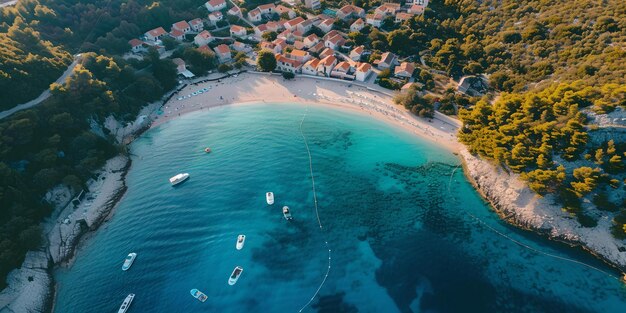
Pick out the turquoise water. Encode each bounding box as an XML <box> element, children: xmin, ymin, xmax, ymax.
<box><xmin>54</xmin><ymin>103</ymin><xmax>626</xmax><ymax>312</ymax></box>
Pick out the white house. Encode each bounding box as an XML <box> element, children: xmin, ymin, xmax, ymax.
<box><xmin>309</xmin><ymin>41</ymin><xmax>325</xmax><ymax>54</ymax></box>
<box><xmin>350</xmin><ymin>18</ymin><xmax>365</xmax><ymax>32</ymax></box>
<box><xmin>304</xmin><ymin>0</ymin><xmax>320</xmax><ymax>10</ymax></box>
<box><xmin>317</xmin><ymin>55</ymin><xmax>337</xmax><ymax>76</ymax></box>
<box><xmin>406</xmin><ymin>0</ymin><xmax>429</xmax><ymax>7</ymax></box>
<box><xmin>230</xmin><ymin>25</ymin><xmax>247</xmax><ymax>37</ymax></box>
<box><xmin>375</xmin><ymin>3</ymin><xmax>400</xmax><ymax>16</ymax></box>
<box><xmin>324</xmin><ymin>34</ymin><xmax>345</xmax><ymax>50</ymax></box>
<box><xmin>349</xmin><ymin>45</ymin><xmax>364</xmax><ymax>61</ymax></box>
<box><xmin>172</xmin><ymin>20</ymin><xmax>191</xmax><ymax>34</ymax></box>
<box><xmin>232</xmin><ymin>41</ymin><xmax>251</xmax><ymax>52</ymax></box>
<box><xmin>272</xmin><ymin>38</ymin><xmax>288</xmax><ymax>52</ymax></box>
<box><xmin>189</xmin><ymin>18</ymin><xmax>204</xmax><ymax>32</ymax></box>
<box><xmin>355</xmin><ymin>62</ymin><xmax>372</xmax><ymax>81</ymax></box>
<box><xmin>128</xmin><ymin>39</ymin><xmax>145</xmax><ymax>53</ymax></box>
<box><xmin>214</xmin><ymin>44</ymin><xmax>231</xmax><ymax>61</ymax></box>
<box><xmin>394</xmin><ymin>62</ymin><xmax>415</xmax><ymax>78</ymax></box>
<box><xmin>395</xmin><ymin>13</ymin><xmax>414</xmax><ymax>23</ymax></box>
<box><xmin>208</xmin><ymin>11</ymin><xmax>223</xmax><ymax>25</ymax></box>
<box><xmin>330</xmin><ymin>61</ymin><xmax>353</xmax><ymax>79</ymax></box>
<box><xmin>366</xmin><ymin>14</ymin><xmax>384</xmax><ymax>28</ymax></box>
<box><xmin>319</xmin><ymin>47</ymin><xmax>335</xmax><ymax>59</ymax></box>
<box><xmin>302</xmin><ymin>58</ymin><xmax>320</xmax><ymax>75</ymax></box>
<box><xmin>276</xmin><ymin>5</ymin><xmax>296</xmax><ymax>19</ymax></box>
<box><xmin>276</xmin><ymin>54</ymin><xmax>302</xmax><ymax>73</ymax></box>
<box><xmin>145</xmin><ymin>27</ymin><xmax>166</xmax><ymax>41</ymax></box>
<box><xmin>194</xmin><ymin>30</ymin><xmax>213</xmax><ymax>46</ymax></box>
<box><xmin>318</xmin><ymin>18</ymin><xmax>334</xmax><ymax>33</ymax></box>
<box><xmin>169</xmin><ymin>29</ymin><xmax>185</xmax><ymax>41</ymax></box>
<box><xmin>408</xmin><ymin>4</ymin><xmax>425</xmax><ymax>15</ymax></box>
<box><xmin>296</xmin><ymin>19</ymin><xmax>314</xmax><ymax>33</ymax></box>
<box><xmin>285</xmin><ymin>49</ymin><xmax>311</xmax><ymax>63</ymax></box>
<box><xmin>336</xmin><ymin>5</ymin><xmax>365</xmax><ymax>20</ymax></box>
<box><xmin>374</xmin><ymin>52</ymin><xmax>398</xmax><ymax>69</ymax></box>
<box><xmin>248</xmin><ymin>8</ymin><xmax>263</xmax><ymax>22</ymax></box>
<box><xmin>284</xmin><ymin>16</ymin><xmax>305</xmax><ymax>30</ymax></box>
<box><xmin>228</xmin><ymin>6</ymin><xmax>242</xmax><ymax>17</ymax></box>
<box><xmin>257</xmin><ymin>3</ymin><xmax>276</xmax><ymax>14</ymax></box>
<box><xmin>205</xmin><ymin>0</ymin><xmax>226</xmax><ymax>12</ymax></box>
<box><xmin>303</xmin><ymin>34</ymin><xmax>320</xmax><ymax>48</ymax></box>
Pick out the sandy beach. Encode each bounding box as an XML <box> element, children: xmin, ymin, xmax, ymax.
<box><xmin>151</xmin><ymin>72</ymin><xmax>462</xmax><ymax>153</ymax></box>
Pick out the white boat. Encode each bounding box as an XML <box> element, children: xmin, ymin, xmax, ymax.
<box><xmin>169</xmin><ymin>173</ymin><xmax>189</xmax><ymax>186</ymax></box>
<box><xmin>118</xmin><ymin>294</ymin><xmax>134</xmax><ymax>313</ymax></box>
<box><xmin>266</xmin><ymin>192</ymin><xmax>274</xmax><ymax>205</ymax></box>
<box><xmin>282</xmin><ymin>206</ymin><xmax>292</xmax><ymax>221</ymax></box>
<box><xmin>122</xmin><ymin>252</ymin><xmax>136</xmax><ymax>271</ymax></box>
<box><xmin>236</xmin><ymin>235</ymin><xmax>245</xmax><ymax>250</ymax></box>
<box><xmin>228</xmin><ymin>266</ymin><xmax>243</xmax><ymax>285</ymax></box>
<box><xmin>190</xmin><ymin>289</ymin><xmax>208</xmax><ymax>302</ymax></box>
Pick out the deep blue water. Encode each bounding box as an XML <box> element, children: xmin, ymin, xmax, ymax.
<box><xmin>54</xmin><ymin>103</ymin><xmax>626</xmax><ymax>313</ymax></box>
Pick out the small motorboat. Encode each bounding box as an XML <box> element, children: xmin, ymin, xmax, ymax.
<box><xmin>122</xmin><ymin>252</ymin><xmax>137</xmax><ymax>271</ymax></box>
<box><xmin>228</xmin><ymin>266</ymin><xmax>243</xmax><ymax>285</ymax></box>
<box><xmin>118</xmin><ymin>294</ymin><xmax>134</xmax><ymax>313</ymax></box>
<box><xmin>169</xmin><ymin>173</ymin><xmax>189</xmax><ymax>186</ymax></box>
<box><xmin>236</xmin><ymin>235</ymin><xmax>245</xmax><ymax>250</ymax></box>
<box><xmin>204</xmin><ymin>147</ymin><xmax>211</xmax><ymax>153</ymax></box>
<box><xmin>190</xmin><ymin>289</ymin><xmax>208</xmax><ymax>302</ymax></box>
<box><xmin>282</xmin><ymin>206</ymin><xmax>292</xmax><ymax>221</ymax></box>
<box><xmin>266</xmin><ymin>192</ymin><xmax>274</xmax><ymax>205</ymax></box>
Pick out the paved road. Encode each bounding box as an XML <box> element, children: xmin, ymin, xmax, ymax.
<box><xmin>0</xmin><ymin>54</ymin><xmax>82</xmax><ymax>120</ymax></box>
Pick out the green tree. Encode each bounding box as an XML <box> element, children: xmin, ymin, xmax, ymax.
<box><xmin>262</xmin><ymin>31</ymin><xmax>277</xmax><ymax>41</ymax></box>
<box><xmin>256</xmin><ymin>50</ymin><xmax>276</xmax><ymax>72</ymax></box>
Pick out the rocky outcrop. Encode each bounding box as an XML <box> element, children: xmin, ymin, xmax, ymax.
<box><xmin>48</xmin><ymin>156</ymin><xmax>130</xmax><ymax>264</ymax></box>
<box><xmin>0</xmin><ymin>251</ymin><xmax>52</xmax><ymax>313</ymax></box>
<box><xmin>459</xmin><ymin>148</ymin><xmax>626</xmax><ymax>271</ymax></box>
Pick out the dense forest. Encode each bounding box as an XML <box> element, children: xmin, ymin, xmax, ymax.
<box><xmin>0</xmin><ymin>0</ymin><xmax>187</xmax><ymax>286</ymax></box>
<box><xmin>0</xmin><ymin>0</ymin><xmax>205</xmax><ymax>110</ymax></box>
<box><xmin>451</xmin><ymin>0</ymin><xmax>626</xmax><ymax>232</ymax></box>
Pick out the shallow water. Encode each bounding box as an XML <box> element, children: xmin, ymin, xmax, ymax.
<box><xmin>54</xmin><ymin>103</ymin><xmax>626</xmax><ymax>313</ymax></box>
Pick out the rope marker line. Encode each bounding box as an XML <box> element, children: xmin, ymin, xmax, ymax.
<box><xmin>297</xmin><ymin>107</ymin><xmax>332</xmax><ymax>313</ymax></box>
<box><xmin>447</xmin><ymin>165</ymin><xmax>620</xmax><ymax>281</ymax></box>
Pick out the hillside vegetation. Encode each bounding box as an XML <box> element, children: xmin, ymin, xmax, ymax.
<box><xmin>451</xmin><ymin>0</ymin><xmax>626</xmax><ymax>231</ymax></box>
<box><xmin>0</xmin><ymin>0</ymin><xmax>189</xmax><ymax>286</ymax></box>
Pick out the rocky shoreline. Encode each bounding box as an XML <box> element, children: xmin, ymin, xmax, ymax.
<box><xmin>0</xmin><ymin>156</ymin><xmax>131</xmax><ymax>313</ymax></box>
<box><xmin>459</xmin><ymin>148</ymin><xmax>626</xmax><ymax>273</ymax></box>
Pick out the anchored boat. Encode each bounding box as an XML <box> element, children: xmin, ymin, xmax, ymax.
<box><xmin>122</xmin><ymin>253</ymin><xmax>136</xmax><ymax>271</ymax></box>
<box><xmin>204</xmin><ymin>147</ymin><xmax>211</xmax><ymax>153</ymax></box>
<box><xmin>282</xmin><ymin>206</ymin><xmax>292</xmax><ymax>221</ymax></box>
<box><xmin>190</xmin><ymin>289</ymin><xmax>208</xmax><ymax>302</ymax></box>
<box><xmin>169</xmin><ymin>173</ymin><xmax>189</xmax><ymax>186</ymax></box>
<box><xmin>266</xmin><ymin>192</ymin><xmax>274</xmax><ymax>205</ymax></box>
<box><xmin>118</xmin><ymin>294</ymin><xmax>134</xmax><ymax>313</ymax></box>
<box><xmin>228</xmin><ymin>266</ymin><xmax>243</xmax><ymax>285</ymax></box>
<box><xmin>236</xmin><ymin>235</ymin><xmax>245</xmax><ymax>250</ymax></box>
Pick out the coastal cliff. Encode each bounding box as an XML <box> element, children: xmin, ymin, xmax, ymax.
<box><xmin>459</xmin><ymin>148</ymin><xmax>626</xmax><ymax>271</ymax></box>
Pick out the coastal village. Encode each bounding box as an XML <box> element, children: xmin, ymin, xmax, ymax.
<box><xmin>126</xmin><ymin>0</ymin><xmax>439</xmax><ymax>92</ymax></box>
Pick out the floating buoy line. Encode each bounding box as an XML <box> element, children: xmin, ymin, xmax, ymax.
<box><xmin>446</xmin><ymin>164</ymin><xmax>624</xmax><ymax>283</ymax></box>
<box><xmin>297</xmin><ymin>107</ymin><xmax>332</xmax><ymax>312</ymax></box>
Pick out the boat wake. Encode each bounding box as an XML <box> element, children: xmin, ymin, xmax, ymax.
<box><xmin>297</xmin><ymin>107</ymin><xmax>332</xmax><ymax>313</ymax></box>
